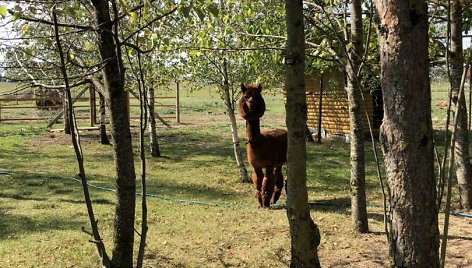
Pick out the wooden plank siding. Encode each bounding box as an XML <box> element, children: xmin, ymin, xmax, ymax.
<box><xmin>304</xmin><ymin>73</ymin><xmax>380</xmax><ymax>136</ymax></box>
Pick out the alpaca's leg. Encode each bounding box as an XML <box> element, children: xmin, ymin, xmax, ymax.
<box><xmin>252</xmin><ymin>168</ymin><xmax>264</xmax><ymax>207</ymax></box>
<box><xmin>271</xmin><ymin>166</ymin><xmax>284</xmax><ymax>204</ymax></box>
<box><xmin>262</xmin><ymin>167</ymin><xmax>275</xmax><ymax>207</ymax></box>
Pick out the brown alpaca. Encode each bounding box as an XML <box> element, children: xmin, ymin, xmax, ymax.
<box><xmin>238</xmin><ymin>84</ymin><xmax>287</xmax><ymax>207</ymax></box>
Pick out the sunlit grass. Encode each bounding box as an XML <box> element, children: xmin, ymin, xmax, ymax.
<box><xmin>0</xmin><ymin>80</ymin><xmax>466</xmax><ymax>267</ymax></box>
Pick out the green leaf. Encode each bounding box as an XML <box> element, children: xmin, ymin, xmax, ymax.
<box><xmin>12</xmin><ymin>12</ymin><xmax>21</xmax><ymax>21</ymax></box>
<box><xmin>162</xmin><ymin>38</ymin><xmax>170</xmax><ymax>46</ymax></box>
<box><xmin>0</xmin><ymin>5</ymin><xmax>7</xmax><ymax>18</ymax></box>
<box><xmin>189</xmin><ymin>50</ymin><xmax>201</xmax><ymax>57</ymax></box>
<box><xmin>66</xmin><ymin>6</ymin><xmax>76</xmax><ymax>18</ymax></box>
<box><xmin>207</xmin><ymin>4</ymin><xmax>219</xmax><ymax>18</ymax></box>
<box><xmin>195</xmin><ymin>7</ymin><xmax>205</xmax><ymax>21</ymax></box>
<box><xmin>179</xmin><ymin>5</ymin><xmax>191</xmax><ymax>18</ymax></box>
<box><xmin>129</xmin><ymin>12</ymin><xmax>138</xmax><ymax>25</ymax></box>
<box><xmin>21</xmin><ymin>24</ymin><xmax>30</xmax><ymax>36</ymax></box>
<box><xmin>84</xmin><ymin>41</ymin><xmax>92</xmax><ymax>51</ymax></box>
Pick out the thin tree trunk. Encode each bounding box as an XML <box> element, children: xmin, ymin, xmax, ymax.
<box><xmin>136</xmin><ymin>50</ymin><xmax>148</xmax><ymax>268</ymax></box>
<box><xmin>374</xmin><ymin>1</ymin><xmax>439</xmax><ymax>267</ymax></box>
<box><xmin>63</xmin><ymin>89</ymin><xmax>71</xmax><ymax>134</ymax></box>
<box><xmin>98</xmin><ymin>91</ymin><xmax>110</xmax><ymax>145</ymax></box>
<box><xmin>285</xmin><ymin>0</ymin><xmax>321</xmax><ymax>267</ymax></box>
<box><xmin>222</xmin><ymin>58</ymin><xmax>249</xmax><ymax>183</ymax></box>
<box><xmin>450</xmin><ymin>0</ymin><xmax>472</xmax><ymax>209</ymax></box>
<box><xmin>91</xmin><ymin>1</ymin><xmax>136</xmax><ymax>267</ymax></box>
<box><xmin>148</xmin><ymin>84</ymin><xmax>161</xmax><ymax>157</ymax></box>
<box><xmin>52</xmin><ymin>9</ymin><xmax>111</xmax><ymax>266</ymax></box>
<box><xmin>346</xmin><ymin>0</ymin><xmax>368</xmax><ymax>233</ymax></box>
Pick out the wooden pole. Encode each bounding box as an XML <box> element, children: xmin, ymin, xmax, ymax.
<box><xmin>317</xmin><ymin>73</ymin><xmax>324</xmax><ymax>143</ymax></box>
<box><xmin>89</xmin><ymin>86</ymin><xmax>97</xmax><ymax>127</ymax></box>
<box><xmin>176</xmin><ymin>81</ymin><xmax>180</xmax><ymax>123</ymax></box>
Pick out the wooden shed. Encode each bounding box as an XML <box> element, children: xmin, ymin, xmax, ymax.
<box><xmin>305</xmin><ymin>72</ymin><xmax>383</xmax><ymax>137</ymax></box>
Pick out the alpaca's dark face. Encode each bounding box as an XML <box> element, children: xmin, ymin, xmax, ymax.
<box><xmin>238</xmin><ymin>84</ymin><xmax>266</xmax><ymax>120</ymax></box>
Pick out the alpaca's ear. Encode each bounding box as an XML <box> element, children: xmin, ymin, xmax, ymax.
<box><xmin>240</xmin><ymin>84</ymin><xmax>247</xmax><ymax>93</ymax></box>
<box><xmin>257</xmin><ymin>84</ymin><xmax>262</xmax><ymax>91</ymax></box>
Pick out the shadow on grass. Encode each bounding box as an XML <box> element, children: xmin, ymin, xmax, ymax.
<box><xmin>3</xmin><ymin>167</ymin><xmax>247</xmax><ymax>211</ymax></box>
<box><xmin>144</xmin><ymin>179</ymin><xmax>248</xmax><ymax>204</ymax></box>
<box><xmin>0</xmin><ymin>192</ymin><xmax>48</xmax><ymax>202</ymax></box>
<box><xmin>0</xmin><ymin>208</ymin><xmax>86</xmax><ymax>240</ymax></box>
<box><xmin>157</xmin><ymin>130</ymin><xmax>234</xmax><ymax>162</ymax></box>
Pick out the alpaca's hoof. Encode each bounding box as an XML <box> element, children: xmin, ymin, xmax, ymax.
<box><xmin>271</xmin><ymin>192</ymin><xmax>281</xmax><ymax>205</ymax></box>
<box><xmin>254</xmin><ymin>190</ymin><xmax>261</xmax><ymax>198</ymax></box>
<box><xmin>261</xmin><ymin>192</ymin><xmax>272</xmax><ymax>208</ymax></box>
<box><xmin>254</xmin><ymin>190</ymin><xmax>264</xmax><ymax>207</ymax></box>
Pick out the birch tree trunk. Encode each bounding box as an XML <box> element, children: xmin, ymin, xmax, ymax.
<box><xmin>374</xmin><ymin>1</ymin><xmax>439</xmax><ymax>266</ymax></box>
<box><xmin>450</xmin><ymin>0</ymin><xmax>472</xmax><ymax>209</ymax></box>
<box><xmin>98</xmin><ymin>92</ymin><xmax>110</xmax><ymax>145</ymax></box>
<box><xmin>222</xmin><ymin>58</ymin><xmax>249</xmax><ymax>183</ymax></box>
<box><xmin>346</xmin><ymin>0</ymin><xmax>369</xmax><ymax>233</ymax></box>
<box><xmin>285</xmin><ymin>0</ymin><xmax>321</xmax><ymax>266</ymax></box>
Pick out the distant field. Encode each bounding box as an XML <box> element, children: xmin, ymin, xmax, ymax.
<box><xmin>0</xmin><ymin>82</ymin><xmax>18</xmax><ymax>93</ymax></box>
<box><xmin>0</xmin><ymin>82</ymin><xmax>286</xmax><ymax>127</ymax></box>
<box><xmin>0</xmin><ymin>80</ymin><xmax>458</xmax><ymax>129</ymax></box>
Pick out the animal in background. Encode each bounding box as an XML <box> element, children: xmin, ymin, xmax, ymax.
<box><xmin>238</xmin><ymin>84</ymin><xmax>287</xmax><ymax>207</ymax></box>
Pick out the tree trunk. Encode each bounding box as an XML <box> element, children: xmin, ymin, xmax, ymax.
<box><xmin>91</xmin><ymin>1</ymin><xmax>136</xmax><ymax>267</ymax></box>
<box><xmin>284</xmin><ymin>0</ymin><xmax>321</xmax><ymax>267</ymax></box>
<box><xmin>148</xmin><ymin>85</ymin><xmax>161</xmax><ymax>157</ymax></box>
<box><xmin>98</xmin><ymin>92</ymin><xmax>110</xmax><ymax>145</ymax></box>
<box><xmin>374</xmin><ymin>1</ymin><xmax>439</xmax><ymax>267</ymax></box>
<box><xmin>450</xmin><ymin>0</ymin><xmax>472</xmax><ymax>209</ymax></box>
<box><xmin>346</xmin><ymin>0</ymin><xmax>369</xmax><ymax>233</ymax></box>
<box><xmin>63</xmin><ymin>89</ymin><xmax>71</xmax><ymax>134</ymax></box>
<box><xmin>222</xmin><ymin>59</ymin><xmax>249</xmax><ymax>183</ymax></box>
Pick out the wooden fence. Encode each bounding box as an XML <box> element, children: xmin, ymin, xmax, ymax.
<box><xmin>0</xmin><ymin>86</ymin><xmax>180</xmax><ymax>127</ymax></box>
<box><xmin>305</xmin><ymin>72</ymin><xmax>383</xmax><ymax>137</ymax></box>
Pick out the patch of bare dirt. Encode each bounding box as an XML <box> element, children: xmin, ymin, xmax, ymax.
<box><xmin>321</xmin><ymin>212</ymin><xmax>472</xmax><ymax>267</ymax></box>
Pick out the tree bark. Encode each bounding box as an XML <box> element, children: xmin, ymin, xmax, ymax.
<box><xmin>450</xmin><ymin>0</ymin><xmax>472</xmax><ymax>209</ymax></box>
<box><xmin>346</xmin><ymin>0</ymin><xmax>369</xmax><ymax>233</ymax></box>
<box><xmin>52</xmin><ymin>9</ymin><xmax>111</xmax><ymax>266</ymax></box>
<box><xmin>91</xmin><ymin>1</ymin><xmax>136</xmax><ymax>267</ymax></box>
<box><xmin>98</xmin><ymin>91</ymin><xmax>110</xmax><ymax>145</ymax></box>
<box><xmin>148</xmin><ymin>85</ymin><xmax>161</xmax><ymax>157</ymax></box>
<box><xmin>222</xmin><ymin>58</ymin><xmax>249</xmax><ymax>183</ymax></box>
<box><xmin>63</xmin><ymin>89</ymin><xmax>71</xmax><ymax>134</ymax></box>
<box><xmin>374</xmin><ymin>1</ymin><xmax>439</xmax><ymax>267</ymax></box>
<box><xmin>285</xmin><ymin>0</ymin><xmax>321</xmax><ymax>267</ymax></box>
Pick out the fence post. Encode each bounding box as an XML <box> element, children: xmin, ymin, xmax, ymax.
<box><xmin>89</xmin><ymin>86</ymin><xmax>96</xmax><ymax>127</ymax></box>
<box><xmin>0</xmin><ymin>100</ymin><xmax>2</xmax><ymax>123</ymax></box>
<box><xmin>317</xmin><ymin>73</ymin><xmax>324</xmax><ymax>143</ymax></box>
<box><xmin>176</xmin><ymin>81</ymin><xmax>180</xmax><ymax>123</ymax></box>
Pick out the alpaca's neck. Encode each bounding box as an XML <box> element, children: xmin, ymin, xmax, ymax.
<box><xmin>246</xmin><ymin>119</ymin><xmax>262</xmax><ymax>142</ymax></box>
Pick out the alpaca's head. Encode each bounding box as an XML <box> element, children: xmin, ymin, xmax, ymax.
<box><xmin>238</xmin><ymin>84</ymin><xmax>266</xmax><ymax>120</ymax></box>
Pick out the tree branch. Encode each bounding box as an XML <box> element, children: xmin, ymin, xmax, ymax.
<box><xmin>120</xmin><ymin>6</ymin><xmax>178</xmax><ymax>45</ymax></box>
<box><xmin>13</xmin><ymin>11</ymin><xmax>94</xmax><ymax>31</ymax></box>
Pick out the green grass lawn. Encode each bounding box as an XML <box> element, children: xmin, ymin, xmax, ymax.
<box><xmin>0</xmin><ymin>81</ymin><xmax>468</xmax><ymax>267</ymax></box>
